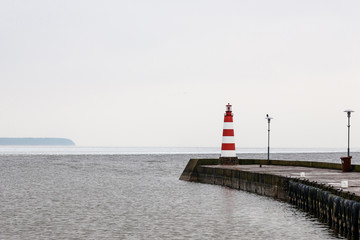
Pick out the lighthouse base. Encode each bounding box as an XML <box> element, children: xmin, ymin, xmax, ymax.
<box><xmin>219</xmin><ymin>157</ymin><xmax>238</xmax><ymax>165</ymax></box>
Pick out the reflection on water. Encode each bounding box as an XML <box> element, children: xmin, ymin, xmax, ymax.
<box><xmin>0</xmin><ymin>153</ymin><xmax>346</xmax><ymax>239</ymax></box>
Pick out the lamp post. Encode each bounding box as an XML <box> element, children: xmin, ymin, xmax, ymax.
<box><xmin>344</xmin><ymin>110</ymin><xmax>354</xmax><ymax>157</ymax></box>
<box><xmin>265</xmin><ymin>114</ymin><xmax>273</xmax><ymax>161</ymax></box>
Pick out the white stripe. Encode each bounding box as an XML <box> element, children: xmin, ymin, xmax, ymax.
<box><xmin>223</xmin><ymin>122</ymin><xmax>234</xmax><ymax>130</ymax></box>
<box><xmin>221</xmin><ymin>150</ymin><xmax>237</xmax><ymax>157</ymax></box>
<box><xmin>222</xmin><ymin>136</ymin><xmax>235</xmax><ymax>143</ymax></box>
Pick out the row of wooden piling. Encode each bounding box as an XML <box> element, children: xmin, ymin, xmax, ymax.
<box><xmin>289</xmin><ymin>180</ymin><xmax>360</xmax><ymax>239</ymax></box>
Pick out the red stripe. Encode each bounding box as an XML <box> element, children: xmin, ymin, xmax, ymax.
<box><xmin>223</xmin><ymin>129</ymin><xmax>234</xmax><ymax>136</ymax></box>
<box><xmin>222</xmin><ymin>143</ymin><xmax>235</xmax><ymax>150</ymax></box>
<box><xmin>224</xmin><ymin>116</ymin><xmax>233</xmax><ymax>122</ymax></box>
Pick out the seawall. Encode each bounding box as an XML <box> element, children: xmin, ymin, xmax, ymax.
<box><xmin>180</xmin><ymin>159</ymin><xmax>360</xmax><ymax>239</ymax></box>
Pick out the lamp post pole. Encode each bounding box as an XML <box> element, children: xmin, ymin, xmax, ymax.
<box><xmin>266</xmin><ymin>114</ymin><xmax>273</xmax><ymax>161</ymax></box>
<box><xmin>344</xmin><ymin>110</ymin><xmax>354</xmax><ymax>157</ymax></box>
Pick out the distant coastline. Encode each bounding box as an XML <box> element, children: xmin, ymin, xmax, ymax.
<box><xmin>0</xmin><ymin>138</ymin><xmax>75</xmax><ymax>146</ymax></box>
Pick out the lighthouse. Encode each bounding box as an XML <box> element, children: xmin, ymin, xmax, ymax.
<box><xmin>219</xmin><ymin>103</ymin><xmax>238</xmax><ymax>165</ymax></box>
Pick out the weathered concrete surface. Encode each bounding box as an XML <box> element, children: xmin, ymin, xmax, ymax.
<box><xmin>179</xmin><ymin>159</ymin><xmax>218</xmax><ymax>181</ymax></box>
<box><xmin>196</xmin><ymin>164</ymin><xmax>289</xmax><ymax>201</ymax></box>
<box><xmin>207</xmin><ymin>164</ymin><xmax>360</xmax><ymax>197</ymax></box>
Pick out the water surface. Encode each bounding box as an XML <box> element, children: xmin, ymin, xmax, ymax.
<box><xmin>0</xmin><ymin>150</ymin><xmax>349</xmax><ymax>239</ymax></box>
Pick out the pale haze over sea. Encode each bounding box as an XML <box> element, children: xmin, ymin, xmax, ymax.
<box><xmin>0</xmin><ymin>146</ymin><xmax>359</xmax><ymax>155</ymax></box>
<box><xmin>0</xmin><ymin>146</ymin><xmax>359</xmax><ymax>164</ymax></box>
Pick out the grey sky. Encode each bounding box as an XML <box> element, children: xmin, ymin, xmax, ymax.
<box><xmin>1</xmin><ymin>0</ymin><xmax>359</xmax><ymax>148</ymax></box>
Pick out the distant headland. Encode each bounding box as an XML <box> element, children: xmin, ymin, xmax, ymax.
<box><xmin>0</xmin><ymin>138</ymin><xmax>75</xmax><ymax>146</ymax></box>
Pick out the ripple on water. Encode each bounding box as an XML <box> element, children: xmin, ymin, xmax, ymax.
<box><xmin>0</xmin><ymin>153</ymin><xmax>344</xmax><ymax>239</ymax></box>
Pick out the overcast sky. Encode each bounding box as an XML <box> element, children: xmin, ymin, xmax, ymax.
<box><xmin>1</xmin><ymin>0</ymin><xmax>359</xmax><ymax>148</ymax></box>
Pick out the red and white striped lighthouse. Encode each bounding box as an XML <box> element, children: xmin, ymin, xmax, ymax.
<box><xmin>219</xmin><ymin>103</ymin><xmax>238</xmax><ymax>165</ymax></box>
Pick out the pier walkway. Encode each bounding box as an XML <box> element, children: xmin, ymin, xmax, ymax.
<box><xmin>180</xmin><ymin>159</ymin><xmax>360</xmax><ymax>240</ymax></box>
<box><xmin>180</xmin><ymin>158</ymin><xmax>360</xmax><ymax>239</ymax></box>
<box><xmin>205</xmin><ymin>164</ymin><xmax>360</xmax><ymax>196</ymax></box>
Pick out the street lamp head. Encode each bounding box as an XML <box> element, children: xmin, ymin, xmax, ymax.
<box><xmin>344</xmin><ymin>109</ymin><xmax>354</xmax><ymax>117</ymax></box>
<box><xmin>265</xmin><ymin>114</ymin><xmax>273</xmax><ymax>120</ymax></box>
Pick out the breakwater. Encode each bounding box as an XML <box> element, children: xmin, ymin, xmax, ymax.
<box><xmin>180</xmin><ymin>159</ymin><xmax>360</xmax><ymax>239</ymax></box>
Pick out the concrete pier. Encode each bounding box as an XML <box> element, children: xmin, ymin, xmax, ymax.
<box><xmin>180</xmin><ymin>159</ymin><xmax>360</xmax><ymax>239</ymax></box>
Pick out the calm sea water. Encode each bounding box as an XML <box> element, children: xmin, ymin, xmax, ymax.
<box><xmin>0</xmin><ymin>147</ymin><xmax>354</xmax><ymax>239</ymax></box>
